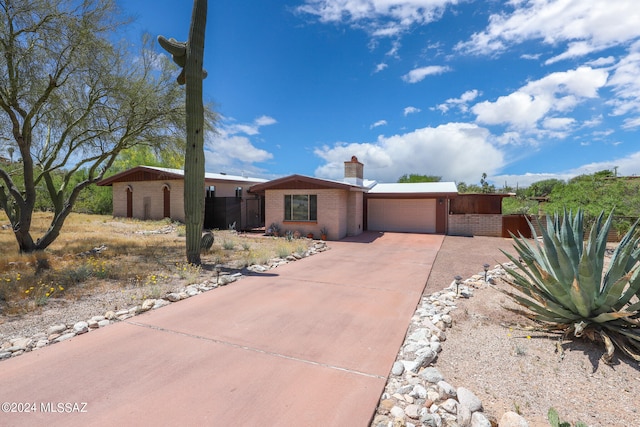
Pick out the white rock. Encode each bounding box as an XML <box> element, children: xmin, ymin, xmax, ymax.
<box><xmin>420</xmin><ymin>367</ymin><xmax>444</xmax><ymax>383</ymax></box>
<box><xmin>390</xmin><ymin>406</ymin><xmax>405</xmax><ymax>418</ymax></box>
<box><xmin>91</xmin><ymin>315</ymin><xmax>106</xmax><ymax>322</ymax></box>
<box><xmin>73</xmin><ymin>321</ymin><xmax>89</xmax><ymax>334</ymax></box>
<box><xmin>391</xmin><ymin>361</ymin><xmax>405</xmax><ymax>376</ymax></box>
<box><xmin>437</xmin><ymin>380</ymin><xmax>457</xmax><ymax>398</ymax></box>
<box><xmin>412</xmin><ymin>348</ymin><xmax>437</xmax><ymax>372</ymax></box>
<box><xmin>427</xmin><ymin>390</ymin><xmax>440</xmax><ymax>402</ymax></box>
<box><xmin>499</xmin><ymin>411</ymin><xmax>529</xmax><ymax>427</ymax></box>
<box><xmin>421</xmin><ymin>412</ymin><xmax>442</xmax><ymax>427</ymax></box>
<box><xmin>185</xmin><ymin>287</ymin><xmax>199</xmax><ymax>297</ymax></box>
<box><xmin>408</xmin><ymin>328</ymin><xmax>430</xmax><ymax>342</ymax></box>
<box><xmin>457</xmin><ymin>404</ymin><xmax>472</xmax><ymax>427</ymax></box>
<box><xmin>165</xmin><ymin>293</ymin><xmax>182</xmax><ymax>302</ymax></box>
<box><xmin>458</xmin><ymin>387</ymin><xmax>482</xmax><ymax>412</ymax></box>
<box><xmin>153</xmin><ymin>299</ymin><xmax>170</xmax><ymax>309</ymax></box>
<box><xmin>10</xmin><ymin>337</ymin><xmax>32</xmax><ymax>350</ymax></box>
<box><xmin>471</xmin><ymin>412</ymin><xmax>491</xmax><ymax>427</ymax></box>
<box><xmin>87</xmin><ymin>320</ymin><xmax>99</xmax><ymax>329</ymax></box>
<box><xmin>141</xmin><ymin>299</ymin><xmax>156</xmax><ymax>311</ymax></box>
<box><xmin>48</xmin><ymin>324</ymin><xmax>67</xmax><ymax>335</ymax></box>
<box><xmin>441</xmin><ymin>398</ymin><xmax>458</xmax><ymax>414</ymax></box>
<box><xmin>98</xmin><ymin>319</ymin><xmax>110</xmax><ymax>328</ymax></box>
<box><xmin>54</xmin><ymin>332</ymin><xmax>76</xmax><ymax>343</ymax></box>
<box><xmin>405</xmin><ymin>404</ymin><xmax>420</xmax><ymax>419</ymax></box>
<box><xmin>401</xmin><ymin>360</ymin><xmax>417</xmax><ymax>372</ymax></box>
<box><xmin>410</xmin><ymin>384</ymin><xmax>427</xmax><ymax>399</ymax></box>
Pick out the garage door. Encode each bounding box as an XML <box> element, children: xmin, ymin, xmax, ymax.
<box><xmin>367</xmin><ymin>199</ymin><xmax>436</xmax><ymax>233</ymax></box>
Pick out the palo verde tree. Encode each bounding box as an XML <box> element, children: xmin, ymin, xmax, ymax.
<box><xmin>158</xmin><ymin>0</ymin><xmax>208</xmax><ymax>265</ymax></box>
<box><xmin>0</xmin><ymin>0</ymin><xmax>185</xmax><ymax>253</ymax></box>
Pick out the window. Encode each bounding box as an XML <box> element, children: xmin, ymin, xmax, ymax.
<box><xmin>284</xmin><ymin>195</ymin><xmax>317</xmax><ymax>221</ymax></box>
<box><xmin>235</xmin><ymin>186</ymin><xmax>243</xmax><ymax>198</ymax></box>
<box><xmin>206</xmin><ymin>186</ymin><xmax>215</xmax><ymax>199</ymax></box>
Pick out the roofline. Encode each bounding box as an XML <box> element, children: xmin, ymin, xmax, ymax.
<box><xmin>97</xmin><ymin>165</ymin><xmax>267</xmax><ymax>186</ymax></box>
<box><xmin>96</xmin><ymin>166</ymin><xmax>183</xmax><ymax>186</ymax></box>
<box><xmin>365</xmin><ymin>192</ymin><xmax>458</xmax><ymax>199</ymax></box>
<box><xmin>248</xmin><ymin>174</ymin><xmax>363</xmax><ymax>193</ymax></box>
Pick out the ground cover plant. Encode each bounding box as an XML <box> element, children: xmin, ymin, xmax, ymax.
<box><xmin>0</xmin><ymin>212</ymin><xmax>311</xmax><ymax>315</ymax></box>
<box><xmin>500</xmin><ymin>209</ymin><xmax>640</xmax><ymax>364</ymax></box>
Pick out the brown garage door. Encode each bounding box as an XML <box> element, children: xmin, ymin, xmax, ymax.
<box><xmin>368</xmin><ymin>199</ymin><xmax>436</xmax><ymax>233</ymax></box>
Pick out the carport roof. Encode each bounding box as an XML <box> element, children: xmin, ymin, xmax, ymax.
<box><xmin>368</xmin><ymin>182</ymin><xmax>458</xmax><ymax>195</ymax></box>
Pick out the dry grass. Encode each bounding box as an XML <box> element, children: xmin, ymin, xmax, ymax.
<box><xmin>0</xmin><ymin>212</ymin><xmax>312</xmax><ymax>314</ymax></box>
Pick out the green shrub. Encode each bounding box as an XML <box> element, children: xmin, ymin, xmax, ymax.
<box><xmin>548</xmin><ymin>408</ymin><xmax>588</xmax><ymax>427</ymax></box>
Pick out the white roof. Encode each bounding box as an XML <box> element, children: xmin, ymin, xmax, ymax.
<box><xmin>368</xmin><ymin>181</ymin><xmax>458</xmax><ymax>194</ymax></box>
<box><xmin>145</xmin><ymin>166</ymin><xmax>268</xmax><ymax>184</ymax></box>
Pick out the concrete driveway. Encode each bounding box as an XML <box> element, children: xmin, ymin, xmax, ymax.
<box><xmin>0</xmin><ymin>232</ymin><xmax>443</xmax><ymax>427</ymax></box>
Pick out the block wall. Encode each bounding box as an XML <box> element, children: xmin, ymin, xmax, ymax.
<box><xmin>448</xmin><ymin>214</ymin><xmax>502</xmax><ymax>237</ymax></box>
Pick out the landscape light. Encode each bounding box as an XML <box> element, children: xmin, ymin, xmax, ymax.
<box><xmin>454</xmin><ymin>275</ymin><xmax>463</xmax><ymax>296</ymax></box>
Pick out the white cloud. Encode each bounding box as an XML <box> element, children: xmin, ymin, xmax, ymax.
<box><xmin>472</xmin><ymin>66</ymin><xmax>608</xmax><ymax>130</ymax></box>
<box><xmin>204</xmin><ymin>116</ymin><xmax>276</xmax><ymax>174</ymax></box>
<box><xmin>225</xmin><ymin>115</ymin><xmax>278</xmax><ymax>136</ymax></box>
<box><xmin>542</xmin><ymin>117</ymin><xmax>575</xmax><ymax>130</ymax></box>
<box><xmin>402</xmin><ymin>65</ymin><xmax>451</xmax><ymax>83</ymax></box>
<box><xmin>314</xmin><ymin>122</ymin><xmax>504</xmax><ymax>183</ymax></box>
<box><xmin>606</xmin><ymin>43</ymin><xmax>640</xmax><ymax>126</ymax></box>
<box><xmin>374</xmin><ymin>62</ymin><xmax>388</xmax><ymax>73</ymax></box>
<box><xmin>297</xmin><ymin>0</ymin><xmax>458</xmax><ymax>37</ymax></box>
<box><xmin>255</xmin><ymin>115</ymin><xmax>277</xmax><ymax>126</ymax></box>
<box><xmin>493</xmin><ymin>151</ymin><xmax>640</xmax><ymax>187</ymax></box>
<box><xmin>404</xmin><ymin>106</ymin><xmax>421</xmax><ymax>116</ymax></box>
<box><xmin>434</xmin><ymin>89</ymin><xmax>480</xmax><ymax>113</ymax></box>
<box><xmin>457</xmin><ymin>0</ymin><xmax>640</xmax><ymax>61</ymax></box>
<box><xmin>587</xmin><ymin>56</ymin><xmax>616</xmax><ymax>67</ymax></box>
<box><xmin>370</xmin><ymin>119</ymin><xmax>388</xmax><ymax>128</ymax></box>
<box><xmin>521</xmin><ymin>53</ymin><xmax>541</xmax><ymax>60</ymax></box>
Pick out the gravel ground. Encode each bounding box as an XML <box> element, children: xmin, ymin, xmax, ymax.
<box><xmin>426</xmin><ymin>235</ymin><xmax>640</xmax><ymax>427</ymax></box>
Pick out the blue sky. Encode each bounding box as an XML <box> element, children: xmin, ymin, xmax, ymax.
<box><xmin>120</xmin><ymin>0</ymin><xmax>640</xmax><ymax>187</ymax></box>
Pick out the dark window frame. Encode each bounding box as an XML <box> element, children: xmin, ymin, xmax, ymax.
<box><xmin>284</xmin><ymin>194</ymin><xmax>317</xmax><ymax>222</ymax></box>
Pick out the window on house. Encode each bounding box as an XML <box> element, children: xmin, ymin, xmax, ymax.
<box><xmin>284</xmin><ymin>195</ymin><xmax>317</xmax><ymax>221</ymax></box>
<box><xmin>235</xmin><ymin>186</ymin><xmax>243</xmax><ymax>198</ymax></box>
<box><xmin>206</xmin><ymin>186</ymin><xmax>215</xmax><ymax>199</ymax></box>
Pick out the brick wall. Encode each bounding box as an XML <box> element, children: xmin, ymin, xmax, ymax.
<box><xmin>113</xmin><ymin>180</ymin><xmax>185</xmax><ymax>221</ymax></box>
<box><xmin>265</xmin><ymin>188</ymin><xmax>350</xmax><ymax>240</ymax></box>
<box><xmin>448</xmin><ymin>214</ymin><xmax>502</xmax><ymax>237</ymax></box>
<box><xmin>346</xmin><ymin>191</ymin><xmax>363</xmax><ymax>237</ymax></box>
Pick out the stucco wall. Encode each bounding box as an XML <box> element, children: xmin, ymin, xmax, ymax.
<box><xmin>265</xmin><ymin>188</ymin><xmax>352</xmax><ymax>240</ymax></box>
<box><xmin>448</xmin><ymin>214</ymin><xmax>502</xmax><ymax>237</ymax></box>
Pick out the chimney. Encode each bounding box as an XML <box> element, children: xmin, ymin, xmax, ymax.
<box><xmin>344</xmin><ymin>156</ymin><xmax>364</xmax><ymax>186</ymax></box>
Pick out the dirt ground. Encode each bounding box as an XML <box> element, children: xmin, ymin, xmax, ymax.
<box><xmin>425</xmin><ymin>235</ymin><xmax>640</xmax><ymax>427</ymax></box>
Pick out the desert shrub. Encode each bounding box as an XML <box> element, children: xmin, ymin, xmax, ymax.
<box><xmin>501</xmin><ymin>209</ymin><xmax>640</xmax><ymax>364</ymax></box>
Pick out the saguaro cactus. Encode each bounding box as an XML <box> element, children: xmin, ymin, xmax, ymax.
<box><xmin>158</xmin><ymin>0</ymin><xmax>207</xmax><ymax>265</ymax></box>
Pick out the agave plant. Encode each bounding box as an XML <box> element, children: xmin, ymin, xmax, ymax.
<box><xmin>500</xmin><ymin>209</ymin><xmax>640</xmax><ymax>364</ymax></box>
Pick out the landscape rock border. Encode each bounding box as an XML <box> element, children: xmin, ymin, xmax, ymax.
<box><xmin>371</xmin><ymin>264</ymin><xmax>532</xmax><ymax>427</ymax></box>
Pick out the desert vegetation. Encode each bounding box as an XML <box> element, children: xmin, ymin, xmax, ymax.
<box><xmin>500</xmin><ymin>209</ymin><xmax>640</xmax><ymax>364</ymax></box>
<box><xmin>0</xmin><ymin>212</ymin><xmax>311</xmax><ymax>315</ymax></box>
